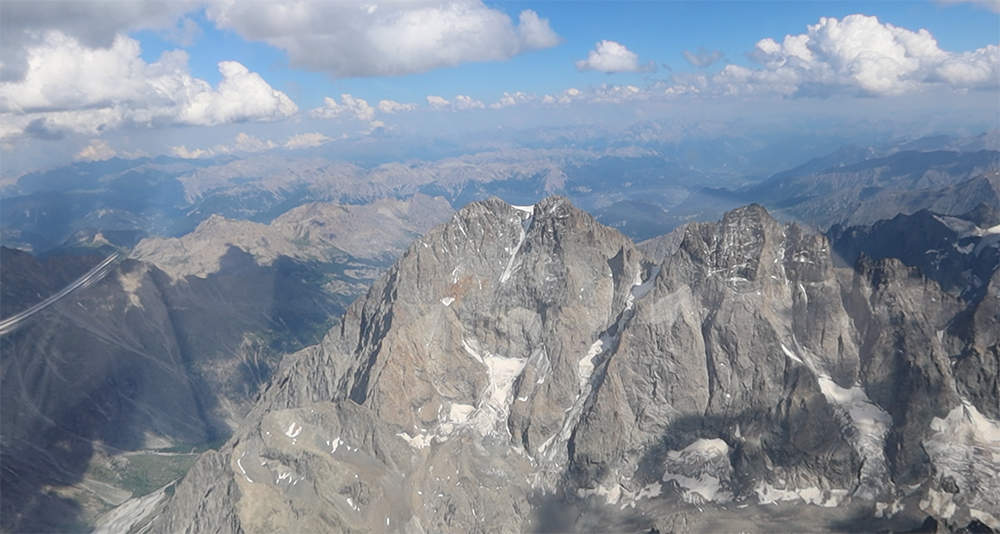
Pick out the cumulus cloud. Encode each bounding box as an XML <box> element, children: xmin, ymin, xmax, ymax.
<box><xmin>488</xmin><ymin>85</ymin><xmax>652</xmax><ymax>109</ymax></box>
<box><xmin>490</xmin><ymin>91</ymin><xmax>535</xmax><ymax>109</ymax></box>
<box><xmin>178</xmin><ymin>61</ymin><xmax>298</xmax><ymax>126</ymax></box>
<box><xmin>378</xmin><ymin>100</ymin><xmax>419</xmax><ymax>114</ymax></box>
<box><xmin>285</xmin><ymin>132</ymin><xmax>333</xmax><ymax>149</ymax></box>
<box><xmin>541</xmin><ymin>87</ymin><xmax>583</xmax><ymax>105</ymax></box>
<box><xmin>0</xmin><ymin>0</ymin><xmax>199</xmax><ymax>81</ymax></box>
<box><xmin>425</xmin><ymin>94</ymin><xmax>484</xmax><ymax>111</ymax></box>
<box><xmin>478</xmin><ymin>85</ymin><xmax>654</xmax><ymax>109</ymax></box>
<box><xmin>206</xmin><ymin>1</ymin><xmax>559</xmax><ymax>78</ymax></box>
<box><xmin>700</xmin><ymin>14</ymin><xmax>1000</xmax><ymax>97</ymax></box>
<box><xmin>427</xmin><ymin>95</ymin><xmax>450</xmax><ymax>109</ymax></box>
<box><xmin>576</xmin><ymin>40</ymin><xmax>654</xmax><ymax>73</ymax></box>
<box><xmin>310</xmin><ymin>94</ymin><xmax>376</xmax><ymax>121</ymax></box>
<box><xmin>454</xmin><ymin>95</ymin><xmax>486</xmax><ymax>110</ymax></box>
<box><xmin>171</xmin><ymin>132</ymin><xmax>275</xmax><ymax>159</ymax></box>
<box><xmin>683</xmin><ymin>46</ymin><xmax>725</xmax><ymax>68</ymax></box>
<box><xmin>589</xmin><ymin>84</ymin><xmax>645</xmax><ymax>103</ymax></box>
<box><xmin>309</xmin><ymin>94</ymin><xmax>386</xmax><ymax>133</ymax></box>
<box><xmin>75</xmin><ymin>138</ymin><xmax>117</xmax><ymax>161</ymax></box>
<box><xmin>0</xmin><ymin>31</ymin><xmax>297</xmax><ymax>140</ymax></box>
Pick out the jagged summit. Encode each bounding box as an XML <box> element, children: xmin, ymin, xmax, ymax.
<box><xmin>139</xmin><ymin>196</ymin><xmax>999</xmax><ymax>534</ymax></box>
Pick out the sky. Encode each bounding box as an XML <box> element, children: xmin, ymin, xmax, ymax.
<box><xmin>0</xmin><ymin>0</ymin><xmax>998</xmax><ymax>176</ymax></box>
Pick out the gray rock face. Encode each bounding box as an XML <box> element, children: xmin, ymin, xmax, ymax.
<box><xmin>147</xmin><ymin>197</ymin><xmax>1000</xmax><ymax>533</ymax></box>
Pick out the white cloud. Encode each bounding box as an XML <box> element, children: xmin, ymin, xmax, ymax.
<box><xmin>177</xmin><ymin>61</ymin><xmax>298</xmax><ymax>126</ymax></box>
<box><xmin>683</xmin><ymin>47</ymin><xmax>725</xmax><ymax>68</ymax></box>
<box><xmin>0</xmin><ymin>0</ymin><xmax>200</xmax><ymax>81</ymax></box>
<box><xmin>589</xmin><ymin>84</ymin><xmax>645</xmax><ymax>103</ymax></box>
<box><xmin>171</xmin><ymin>132</ymin><xmax>275</xmax><ymax>159</ymax></box>
<box><xmin>205</xmin><ymin>1</ymin><xmax>559</xmax><ymax>78</ymax></box>
<box><xmin>232</xmin><ymin>132</ymin><xmax>276</xmax><ymax>152</ymax></box>
<box><xmin>488</xmin><ymin>85</ymin><xmax>651</xmax><ymax>109</ymax></box>
<box><xmin>75</xmin><ymin>139</ymin><xmax>117</xmax><ymax>161</ymax></box>
<box><xmin>378</xmin><ymin>100</ymin><xmax>418</xmax><ymax>114</ymax></box>
<box><xmin>576</xmin><ymin>40</ymin><xmax>653</xmax><ymax>73</ymax></box>
<box><xmin>427</xmin><ymin>95</ymin><xmax>450</xmax><ymax>109</ymax></box>
<box><xmin>490</xmin><ymin>91</ymin><xmax>535</xmax><ymax>109</ymax></box>
<box><xmin>285</xmin><ymin>132</ymin><xmax>333</xmax><ymax>149</ymax></box>
<box><xmin>171</xmin><ymin>145</ymin><xmax>212</xmax><ymax>159</ymax></box>
<box><xmin>310</xmin><ymin>94</ymin><xmax>387</xmax><ymax>134</ymax></box>
<box><xmin>454</xmin><ymin>95</ymin><xmax>485</xmax><ymax>110</ymax></box>
<box><xmin>425</xmin><ymin>94</ymin><xmax>485</xmax><ymax>112</ymax></box>
<box><xmin>310</xmin><ymin>94</ymin><xmax>376</xmax><ymax>121</ymax></box>
<box><xmin>517</xmin><ymin>10</ymin><xmax>562</xmax><ymax>49</ymax></box>
<box><xmin>705</xmin><ymin>14</ymin><xmax>1000</xmax><ymax>97</ymax></box>
<box><xmin>0</xmin><ymin>31</ymin><xmax>297</xmax><ymax>141</ymax></box>
<box><xmin>541</xmin><ymin>87</ymin><xmax>582</xmax><ymax>105</ymax></box>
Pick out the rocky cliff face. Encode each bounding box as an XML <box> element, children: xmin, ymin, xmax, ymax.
<box><xmin>144</xmin><ymin>197</ymin><xmax>999</xmax><ymax>533</ymax></box>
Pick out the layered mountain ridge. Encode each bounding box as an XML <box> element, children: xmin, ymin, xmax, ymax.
<box><xmin>137</xmin><ymin>196</ymin><xmax>999</xmax><ymax>533</ymax></box>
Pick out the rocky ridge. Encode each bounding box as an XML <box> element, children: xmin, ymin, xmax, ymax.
<box><xmin>132</xmin><ymin>194</ymin><xmax>452</xmax><ymax>279</ymax></box>
<box><xmin>141</xmin><ymin>196</ymin><xmax>999</xmax><ymax>533</ymax></box>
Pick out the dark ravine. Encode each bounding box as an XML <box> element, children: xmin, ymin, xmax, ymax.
<box><xmin>115</xmin><ymin>197</ymin><xmax>999</xmax><ymax>533</ymax></box>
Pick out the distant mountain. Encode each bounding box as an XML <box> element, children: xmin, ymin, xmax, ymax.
<box><xmin>0</xmin><ymin>196</ymin><xmax>452</xmax><ymax>533</ymax></box>
<box><xmin>663</xmin><ymin>150</ymin><xmax>999</xmax><ymax>232</ymax></box>
<box><xmin>133</xmin><ymin>194</ymin><xmax>453</xmax><ymax>279</ymax></box>
<box><xmin>828</xmin><ymin>204</ymin><xmax>1000</xmax><ymax>302</ymax></box>
<box><xmin>3</xmin><ymin>148</ymin><xmax>671</xmax><ymax>255</ymax></box>
<box><xmin>139</xmin><ymin>197</ymin><xmax>998</xmax><ymax>534</ymax></box>
<box><xmin>755</xmin><ymin>150</ymin><xmax>999</xmax><ymax>227</ymax></box>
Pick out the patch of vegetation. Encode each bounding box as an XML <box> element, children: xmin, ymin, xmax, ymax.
<box><xmin>116</xmin><ymin>454</ymin><xmax>200</xmax><ymax>496</ymax></box>
<box><xmin>85</xmin><ymin>452</ymin><xmax>201</xmax><ymax>498</ymax></box>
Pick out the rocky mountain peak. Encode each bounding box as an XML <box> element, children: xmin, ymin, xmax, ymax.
<box><xmin>142</xmin><ymin>196</ymin><xmax>999</xmax><ymax>534</ymax></box>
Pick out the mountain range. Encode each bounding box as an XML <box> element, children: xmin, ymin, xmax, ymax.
<box><xmin>1</xmin><ymin>134</ymin><xmax>998</xmax><ymax>533</ymax></box>
<box><xmin>126</xmin><ymin>196</ymin><xmax>999</xmax><ymax>533</ymax></box>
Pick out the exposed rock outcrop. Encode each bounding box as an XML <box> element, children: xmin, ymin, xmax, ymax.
<box><xmin>146</xmin><ymin>197</ymin><xmax>1000</xmax><ymax>533</ymax></box>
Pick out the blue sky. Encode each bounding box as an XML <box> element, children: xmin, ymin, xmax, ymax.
<box><xmin>0</xmin><ymin>0</ymin><xmax>997</xmax><ymax>174</ymax></box>
<box><xmin>129</xmin><ymin>1</ymin><xmax>999</xmax><ymax>108</ymax></box>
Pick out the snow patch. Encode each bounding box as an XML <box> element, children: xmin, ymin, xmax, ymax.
<box><xmin>815</xmin><ymin>374</ymin><xmax>891</xmax><ymax>499</ymax></box>
<box><xmin>577</xmin><ymin>484</ymin><xmax>622</xmax><ymax>505</ymax></box>
<box><xmin>500</xmin><ymin>206</ymin><xmax>533</xmax><ymax>284</ymax></box>
<box><xmin>448</xmin><ymin>403</ymin><xmax>475</xmax><ymax>424</ymax></box>
<box><xmin>934</xmin><ymin>214</ymin><xmax>987</xmax><ymax>238</ymax></box>
<box><xmin>780</xmin><ymin>343</ymin><xmax>803</xmax><ymax>363</ymax></box>
<box><xmin>398</xmin><ymin>432</ymin><xmax>433</xmax><ymax>449</ymax></box>
<box><xmin>285</xmin><ymin>422</ymin><xmax>302</xmax><ymax>439</ymax></box>
<box><xmin>755</xmin><ymin>482</ymin><xmax>846</xmax><ymax>507</ymax></box>
<box><xmin>236</xmin><ymin>451</ymin><xmax>253</xmax><ymax>484</ymax></box>
<box><xmin>457</xmin><ymin>337</ymin><xmax>528</xmax><ymax>437</ymax></box>
<box><xmin>971</xmin><ymin>509</ymin><xmax>1000</xmax><ymax>530</ymax></box>
<box><xmin>578</xmin><ymin>339</ymin><xmax>604</xmax><ymax>381</ymax></box>
<box><xmin>441</xmin><ymin>297</ymin><xmax>455</xmax><ymax>306</ymax></box>
<box><xmin>923</xmin><ymin>399</ymin><xmax>1000</xmax><ymax>515</ymax></box>
<box><xmin>875</xmin><ymin>499</ymin><xmax>904</xmax><ymax>518</ymax></box>
<box><xmin>920</xmin><ymin>488</ymin><xmax>958</xmax><ymax>519</ymax></box>
<box><xmin>783</xmin><ymin>342</ymin><xmax>891</xmax><ymax>499</ymax></box>
<box><xmin>625</xmin><ymin>265</ymin><xmax>659</xmax><ymax>310</ymax></box>
<box><xmin>469</xmin><ymin>354</ymin><xmax>527</xmax><ymax>436</ymax></box>
<box><xmin>662</xmin><ymin>439</ymin><xmax>733</xmax><ymax>503</ymax></box>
